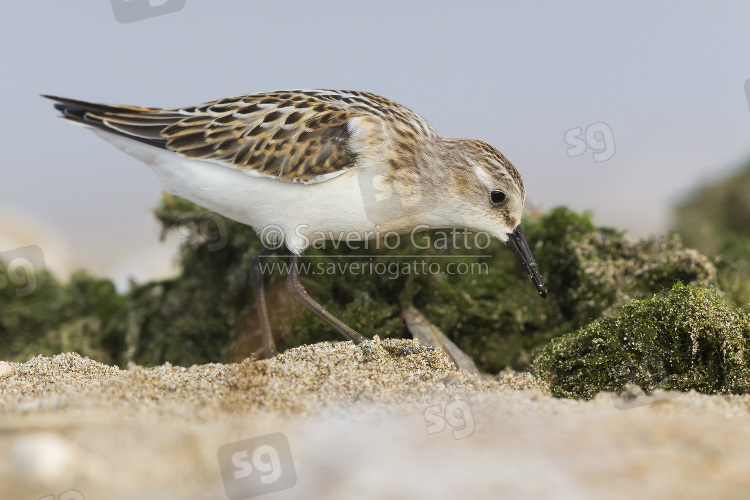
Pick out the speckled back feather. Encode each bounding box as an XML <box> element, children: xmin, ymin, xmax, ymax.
<box><xmin>45</xmin><ymin>90</ymin><xmax>438</xmax><ymax>184</ymax></box>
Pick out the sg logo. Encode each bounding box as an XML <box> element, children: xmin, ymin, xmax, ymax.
<box><xmin>175</xmin><ymin>213</ymin><xmax>229</xmax><ymax>252</ymax></box>
<box><xmin>611</xmin><ymin>354</ymin><xmax>680</xmax><ymax>410</ymax></box>
<box><xmin>356</xmin><ymin>166</ymin><xmax>436</xmax><ymax>225</ymax></box>
<box><xmin>565</xmin><ymin>122</ymin><xmax>616</xmax><ymax>162</ymax></box>
<box><xmin>39</xmin><ymin>491</ymin><xmax>84</xmax><ymax>500</ymax></box>
<box><xmin>110</xmin><ymin>0</ymin><xmax>185</xmax><ymax>24</ymax></box>
<box><xmin>217</xmin><ymin>432</ymin><xmax>297</xmax><ymax>499</ymax></box>
<box><xmin>423</xmin><ymin>398</ymin><xmax>475</xmax><ymax>440</ymax></box>
<box><xmin>0</xmin><ymin>245</ymin><xmax>46</xmax><ymax>301</ymax></box>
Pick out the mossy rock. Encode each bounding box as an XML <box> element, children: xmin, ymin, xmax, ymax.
<box><xmin>533</xmin><ymin>207</ymin><xmax>718</xmax><ymax>326</ymax></box>
<box><xmin>0</xmin><ymin>199</ymin><xmax>735</xmax><ymax>373</ymax></box>
<box><xmin>0</xmin><ymin>271</ymin><xmax>126</xmax><ymax>365</ymax></box>
<box><xmin>533</xmin><ymin>283</ymin><xmax>750</xmax><ymax>399</ymax></box>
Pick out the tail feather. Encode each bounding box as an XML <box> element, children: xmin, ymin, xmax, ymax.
<box><xmin>43</xmin><ymin>94</ymin><xmax>183</xmax><ymax>149</ymax></box>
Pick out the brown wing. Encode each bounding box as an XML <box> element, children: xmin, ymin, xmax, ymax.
<box><xmin>45</xmin><ymin>90</ymin><xmax>437</xmax><ymax>184</ymax></box>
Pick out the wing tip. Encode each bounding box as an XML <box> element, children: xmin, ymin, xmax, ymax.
<box><xmin>43</xmin><ymin>94</ymin><xmax>170</xmax><ymax>149</ymax></box>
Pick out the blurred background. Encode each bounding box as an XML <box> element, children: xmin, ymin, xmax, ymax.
<box><xmin>1</xmin><ymin>0</ymin><xmax>750</xmax><ymax>290</ymax></box>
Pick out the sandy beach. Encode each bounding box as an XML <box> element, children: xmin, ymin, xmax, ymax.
<box><xmin>2</xmin><ymin>338</ymin><xmax>750</xmax><ymax>500</ymax></box>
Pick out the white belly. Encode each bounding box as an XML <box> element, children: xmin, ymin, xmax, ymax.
<box><xmin>94</xmin><ymin>131</ymin><xmax>413</xmax><ymax>254</ymax></box>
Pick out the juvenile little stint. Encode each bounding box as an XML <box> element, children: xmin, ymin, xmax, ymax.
<box><xmin>45</xmin><ymin>90</ymin><xmax>546</xmax><ymax>357</ymax></box>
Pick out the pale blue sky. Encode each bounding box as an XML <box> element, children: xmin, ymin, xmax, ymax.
<box><xmin>2</xmin><ymin>1</ymin><xmax>750</xmax><ymax>283</ymax></box>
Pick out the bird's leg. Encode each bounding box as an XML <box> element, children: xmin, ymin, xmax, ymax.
<box><xmin>286</xmin><ymin>255</ymin><xmax>367</xmax><ymax>344</ymax></box>
<box><xmin>249</xmin><ymin>246</ymin><xmax>277</xmax><ymax>358</ymax></box>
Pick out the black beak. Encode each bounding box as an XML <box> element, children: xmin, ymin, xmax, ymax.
<box><xmin>505</xmin><ymin>225</ymin><xmax>547</xmax><ymax>298</ymax></box>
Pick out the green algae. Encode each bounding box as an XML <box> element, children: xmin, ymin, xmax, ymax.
<box><xmin>0</xmin><ymin>199</ymin><xmax>735</xmax><ymax>376</ymax></box>
<box><xmin>532</xmin><ymin>208</ymin><xmax>718</xmax><ymax>325</ymax></box>
<box><xmin>0</xmin><ymin>270</ymin><xmax>126</xmax><ymax>364</ymax></box>
<box><xmin>533</xmin><ymin>283</ymin><xmax>750</xmax><ymax>399</ymax></box>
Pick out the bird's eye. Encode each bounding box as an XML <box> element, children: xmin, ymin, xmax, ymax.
<box><xmin>490</xmin><ymin>190</ymin><xmax>506</xmax><ymax>205</ymax></box>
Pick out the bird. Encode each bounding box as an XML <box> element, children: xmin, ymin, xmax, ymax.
<box><xmin>44</xmin><ymin>89</ymin><xmax>547</xmax><ymax>358</ymax></box>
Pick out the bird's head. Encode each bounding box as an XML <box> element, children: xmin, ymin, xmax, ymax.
<box><xmin>443</xmin><ymin>138</ymin><xmax>547</xmax><ymax>298</ymax></box>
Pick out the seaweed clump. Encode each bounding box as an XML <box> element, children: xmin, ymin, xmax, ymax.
<box><xmin>0</xmin><ymin>269</ymin><xmax>125</xmax><ymax>365</ymax></box>
<box><xmin>532</xmin><ymin>207</ymin><xmax>718</xmax><ymax>327</ymax></box>
<box><xmin>0</xmin><ymin>200</ymin><xmax>724</xmax><ymax>373</ymax></box>
<box><xmin>533</xmin><ymin>283</ymin><xmax>750</xmax><ymax>399</ymax></box>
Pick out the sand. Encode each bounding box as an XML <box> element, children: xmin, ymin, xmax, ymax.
<box><xmin>2</xmin><ymin>338</ymin><xmax>749</xmax><ymax>499</ymax></box>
